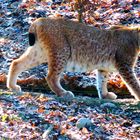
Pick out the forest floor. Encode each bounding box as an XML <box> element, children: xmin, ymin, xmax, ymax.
<box><xmin>0</xmin><ymin>0</ymin><xmax>140</xmax><ymax>139</ymax></box>
<box><xmin>0</xmin><ymin>91</ymin><xmax>140</xmax><ymax>139</ymax></box>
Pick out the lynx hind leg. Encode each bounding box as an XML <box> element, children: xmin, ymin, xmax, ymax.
<box><xmin>7</xmin><ymin>45</ymin><xmax>46</xmax><ymax>92</ymax></box>
<box><xmin>118</xmin><ymin>66</ymin><xmax>140</xmax><ymax>101</ymax></box>
<box><xmin>97</xmin><ymin>70</ymin><xmax>117</xmax><ymax>100</ymax></box>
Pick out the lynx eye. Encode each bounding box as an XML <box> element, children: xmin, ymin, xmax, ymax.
<box><xmin>29</xmin><ymin>33</ymin><xmax>35</xmax><ymax>46</ymax></box>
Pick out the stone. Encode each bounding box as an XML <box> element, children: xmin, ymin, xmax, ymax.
<box><xmin>76</xmin><ymin>118</ymin><xmax>92</xmax><ymax>129</ymax></box>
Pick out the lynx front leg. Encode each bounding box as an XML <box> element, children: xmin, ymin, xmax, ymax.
<box><xmin>47</xmin><ymin>73</ymin><xmax>74</xmax><ymax>99</ymax></box>
<box><xmin>97</xmin><ymin>70</ymin><xmax>117</xmax><ymax>100</ymax></box>
<box><xmin>46</xmin><ymin>55</ymin><xmax>74</xmax><ymax>99</ymax></box>
<box><xmin>118</xmin><ymin>66</ymin><xmax>140</xmax><ymax>101</ymax></box>
<box><xmin>7</xmin><ymin>46</ymin><xmax>45</xmax><ymax>92</ymax></box>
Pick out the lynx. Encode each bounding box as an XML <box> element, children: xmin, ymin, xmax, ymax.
<box><xmin>7</xmin><ymin>17</ymin><xmax>140</xmax><ymax>100</ymax></box>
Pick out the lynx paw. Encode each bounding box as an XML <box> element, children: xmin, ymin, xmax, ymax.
<box><xmin>103</xmin><ymin>92</ymin><xmax>117</xmax><ymax>100</ymax></box>
<box><xmin>61</xmin><ymin>91</ymin><xmax>75</xmax><ymax>100</ymax></box>
<box><xmin>8</xmin><ymin>85</ymin><xmax>22</xmax><ymax>93</ymax></box>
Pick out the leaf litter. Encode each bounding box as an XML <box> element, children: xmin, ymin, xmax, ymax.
<box><xmin>0</xmin><ymin>91</ymin><xmax>140</xmax><ymax>139</ymax></box>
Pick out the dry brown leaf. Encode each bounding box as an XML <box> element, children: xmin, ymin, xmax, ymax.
<box><xmin>37</xmin><ymin>106</ymin><xmax>45</xmax><ymax>113</ymax></box>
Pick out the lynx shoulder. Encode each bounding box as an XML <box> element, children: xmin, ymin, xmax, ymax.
<box><xmin>7</xmin><ymin>17</ymin><xmax>140</xmax><ymax>100</ymax></box>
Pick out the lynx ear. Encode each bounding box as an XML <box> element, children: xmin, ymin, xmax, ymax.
<box><xmin>29</xmin><ymin>33</ymin><xmax>36</xmax><ymax>46</ymax></box>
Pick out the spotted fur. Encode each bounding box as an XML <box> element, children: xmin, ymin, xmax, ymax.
<box><xmin>7</xmin><ymin>17</ymin><xmax>140</xmax><ymax>100</ymax></box>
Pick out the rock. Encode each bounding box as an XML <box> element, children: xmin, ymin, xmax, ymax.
<box><xmin>100</xmin><ymin>102</ymin><xmax>117</xmax><ymax>109</ymax></box>
<box><xmin>76</xmin><ymin>118</ymin><xmax>92</xmax><ymax>129</ymax></box>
